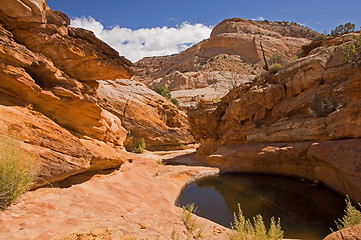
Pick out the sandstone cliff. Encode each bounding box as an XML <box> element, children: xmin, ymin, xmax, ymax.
<box><xmin>135</xmin><ymin>18</ymin><xmax>316</xmax><ymax>106</ymax></box>
<box><xmin>0</xmin><ymin>0</ymin><xmax>194</xmax><ymax>187</ymax></box>
<box><xmin>188</xmin><ymin>33</ymin><xmax>361</xmax><ymax>205</ymax></box>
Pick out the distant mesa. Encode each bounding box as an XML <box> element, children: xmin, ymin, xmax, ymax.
<box><xmin>135</xmin><ymin>17</ymin><xmax>317</xmax><ymax>107</ymax></box>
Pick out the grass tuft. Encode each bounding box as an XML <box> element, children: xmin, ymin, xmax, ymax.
<box><xmin>229</xmin><ymin>204</ymin><xmax>283</xmax><ymax>240</ymax></box>
<box><xmin>0</xmin><ymin>136</ymin><xmax>39</xmax><ymax>210</ymax></box>
<box><xmin>181</xmin><ymin>203</ymin><xmax>204</xmax><ymax>239</ymax></box>
<box><xmin>134</xmin><ymin>138</ymin><xmax>146</xmax><ymax>154</ymax></box>
<box><xmin>332</xmin><ymin>195</ymin><xmax>361</xmax><ymax>232</ymax></box>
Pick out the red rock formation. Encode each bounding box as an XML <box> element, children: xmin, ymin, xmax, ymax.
<box><xmin>0</xmin><ymin>0</ymin><xmax>194</xmax><ymax>187</ymax></box>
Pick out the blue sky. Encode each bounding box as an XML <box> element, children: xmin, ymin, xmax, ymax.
<box><xmin>47</xmin><ymin>0</ymin><xmax>361</xmax><ymax>61</ymax></box>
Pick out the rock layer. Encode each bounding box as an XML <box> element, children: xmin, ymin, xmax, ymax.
<box><xmin>204</xmin><ymin>139</ymin><xmax>361</xmax><ymax>203</ymax></box>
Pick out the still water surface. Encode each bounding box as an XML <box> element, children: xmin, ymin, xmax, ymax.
<box><xmin>177</xmin><ymin>174</ymin><xmax>346</xmax><ymax>240</ymax></box>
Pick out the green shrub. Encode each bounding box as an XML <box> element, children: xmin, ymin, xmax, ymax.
<box><xmin>292</xmin><ymin>50</ymin><xmax>304</xmax><ymax>60</ymax></box>
<box><xmin>156</xmin><ymin>159</ymin><xmax>164</xmax><ymax>165</ymax></box>
<box><xmin>268</xmin><ymin>55</ymin><xmax>287</xmax><ymax>66</ymax></box>
<box><xmin>332</xmin><ymin>196</ymin><xmax>361</xmax><ymax>231</ymax></box>
<box><xmin>331</xmin><ymin>22</ymin><xmax>356</xmax><ymax>36</ymax></box>
<box><xmin>0</xmin><ymin>136</ymin><xmax>38</xmax><ymax>210</ymax></box>
<box><xmin>181</xmin><ymin>203</ymin><xmax>203</xmax><ymax>238</ymax></box>
<box><xmin>134</xmin><ymin>138</ymin><xmax>146</xmax><ymax>154</ymax></box>
<box><xmin>229</xmin><ymin>204</ymin><xmax>283</xmax><ymax>240</ymax></box>
<box><xmin>341</xmin><ymin>33</ymin><xmax>361</xmax><ymax>66</ymax></box>
<box><xmin>312</xmin><ymin>34</ymin><xmax>328</xmax><ymax>42</ymax></box>
<box><xmin>170</xmin><ymin>98</ymin><xmax>179</xmax><ymax>106</ymax></box>
<box><xmin>155</xmin><ymin>85</ymin><xmax>171</xmax><ymax>99</ymax></box>
<box><xmin>180</xmin><ymin>144</ymin><xmax>186</xmax><ymax>150</ymax></box>
<box><xmin>269</xmin><ymin>63</ymin><xmax>282</xmax><ymax>74</ymax></box>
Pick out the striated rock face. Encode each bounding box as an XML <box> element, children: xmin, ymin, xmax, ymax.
<box><xmin>0</xmin><ymin>0</ymin><xmax>134</xmax><ymax>80</ymax></box>
<box><xmin>189</xmin><ymin>33</ymin><xmax>361</xmax><ymax>204</ymax></box>
<box><xmin>96</xmin><ymin>79</ymin><xmax>194</xmax><ymax>150</ymax></box>
<box><xmin>135</xmin><ymin>18</ymin><xmax>313</xmax><ymax>106</ymax></box>
<box><xmin>211</xmin><ymin>18</ymin><xmax>318</xmax><ymax>39</ymax></box>
<box><xmin>189</xmin><ymin>33</ymin><xmax>361</xmax><ymax>151</ymax></box>
<box><xmin>0</xmin><ymin>0</ymin><xmax>194</xmax><ymax>187</ymax></box>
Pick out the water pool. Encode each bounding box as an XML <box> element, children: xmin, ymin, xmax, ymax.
<box><xmin>177</xmin><ymin>174</ymin><xmax>346</xmax><ymax>240</ymax></box>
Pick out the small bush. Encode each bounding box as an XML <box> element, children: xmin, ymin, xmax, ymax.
<box><xmin>341</xmin><ymin>33</ymin><xmax>361</xmax><ymax>66</ymax></box>
<box><xmin>268</xmin><ymin>55</ymin><xmax>287</xmax><ymax>66</ymax></box>
<box><xmin>312</xmin><ymin>34</ymin><xmax>328</xmax><ymax>42</ymax></box>
<box><xmin>292</xmin><ymin>50</ymin><xmax>304</xmax><ymax>60</ymax></box>
<box><xmin>229</xmin><ymin>204</ymin><xmax>283</xmax><ymax>240</ymax></box>
<box><xmin>0</xmin><ymin>136</ymin><xmax>38</xmax><ymax>210</ymax></box>
<box><xmin>180</xmin><ymin>144</ymin><xmax>186</xmax><ymax>150</ymax></box>
<box><xmin>134</xmin><ymin>138</ymin><xmax>146</xmax><ymax>154</ymax></box>
<box><xmin>155</xmin><ymin>85</ymin><xmax>171</xmax><ymax>99</ymax></box>
<box><xmin>181</xmin><ymin>203</ymin><xmax>203</xmax><ymax>239</ymax></box>
<box><xmin>332</xmin><ymin>196</ymin><xmax>361</xmax><ymax>231</ymax></box>
<box><xmin>182</xmin><ymin>203</ymin><xmax>198</xmax><ymax>233</ymax></box>
<box><xmin>170</xmin><ymin>98</ymin><xmax>179</xmax><ymax>106</ymax></box>
<box><xmin>156</xmin><ymin>159</ymin><xmax>164</xmax><ymax>165</ymax></box>
<box><xmin>269</xmin><ymin>63</ymin><xmax>282</xmax><ymax>74</ymax></box>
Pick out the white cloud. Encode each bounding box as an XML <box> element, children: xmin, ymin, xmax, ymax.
<box><xmin>70</xmin><ymin>16</ymin><xmax>212</xmax><ymax>62</ymax></box>
<box><xmin>251</xmin><ymin>16</ymin><xmax>265</xmax><ymax>21</ymax></box>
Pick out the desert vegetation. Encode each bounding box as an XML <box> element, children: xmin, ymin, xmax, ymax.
<box><xmin>0</xmin><ymin>136</ymin><xmax>38</xmax><ymax>210</ymax></box>
<box><xmin>341</xmin><ymin>33</ymin><xmax>361</xmax><ymax>66</ymax></box>
<box><xmin>134</xmin><ymin>138</ymin><xmax>146</xmax><ymax>154</ymax></box>
<box><xmin>268</xmin><ymin>54</ymin><xmax>287</xmax><ymax>74</ymax></box>
<box><xmin>154</xmin><ymin>85</ymin><xmax>180</xmax><ymax>106</ymax></box>
<box><xmin>331</xmin><ymin>22</ymin><xmax>356</xmax><ymax>36</ymax></box>
<box><xmin>229</xmin><ymin>204</ymin><xmax>283</xmax><ymax>240</ymax></box>
<box><xmin>181</xmin><ymin>203</ymin><xmax>204</xmax><ymax>239</ymax></box>
<box><xmin>332</xmin><ymin>196</ymin><xmax>361</xmax><ymax>232</ymax></box>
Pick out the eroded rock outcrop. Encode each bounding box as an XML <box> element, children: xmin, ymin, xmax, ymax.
<box><xmin>189</xmin><ymin>33</ymin><xmax>361</xmax><ymax>204</ymax></box>
<box><xmin>136</xmin><ymin>18</ymin><xmax>315</xmax><ymax>106</ymax></box>
<box><xmin>0</xmin><ymin>0</ymin><xmax>194</xmax><ymax>187</ymax></box>
<box><xmin>97</xmin><ymin>79</ymin><xmax>194</xmax><ymax>150</ymax></box>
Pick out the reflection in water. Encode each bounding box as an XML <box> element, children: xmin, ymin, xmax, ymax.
<box><xmin>177</xmin><ymin>174</ymin><xmax>346</xmax><ymax>240</ymax></box>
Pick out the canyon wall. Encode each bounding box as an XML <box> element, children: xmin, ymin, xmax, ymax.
<box><xmin>188</xmin><ymin>33</ymin><xmax>361</xmax><ymax>203</ymax></box>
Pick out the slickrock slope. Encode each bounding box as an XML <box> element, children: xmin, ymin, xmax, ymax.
<box><xmin>135</xmin><ymin>18</ymin><xmax>315</xmax><ymax>106</ymax></box>
<box><xmin>188</xmin><ymin>33</ymin><xmax>361</xmax><ymax>206</ymax></box>
<box><xmin>0</xmin><ymin>0</ymin><xmax>194</xmax><ymax>187</ymax></box>
<box><xmin>0</xmin><ymin>153</ymin><xmax>230</xmax><ymax>240</ymax></box>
